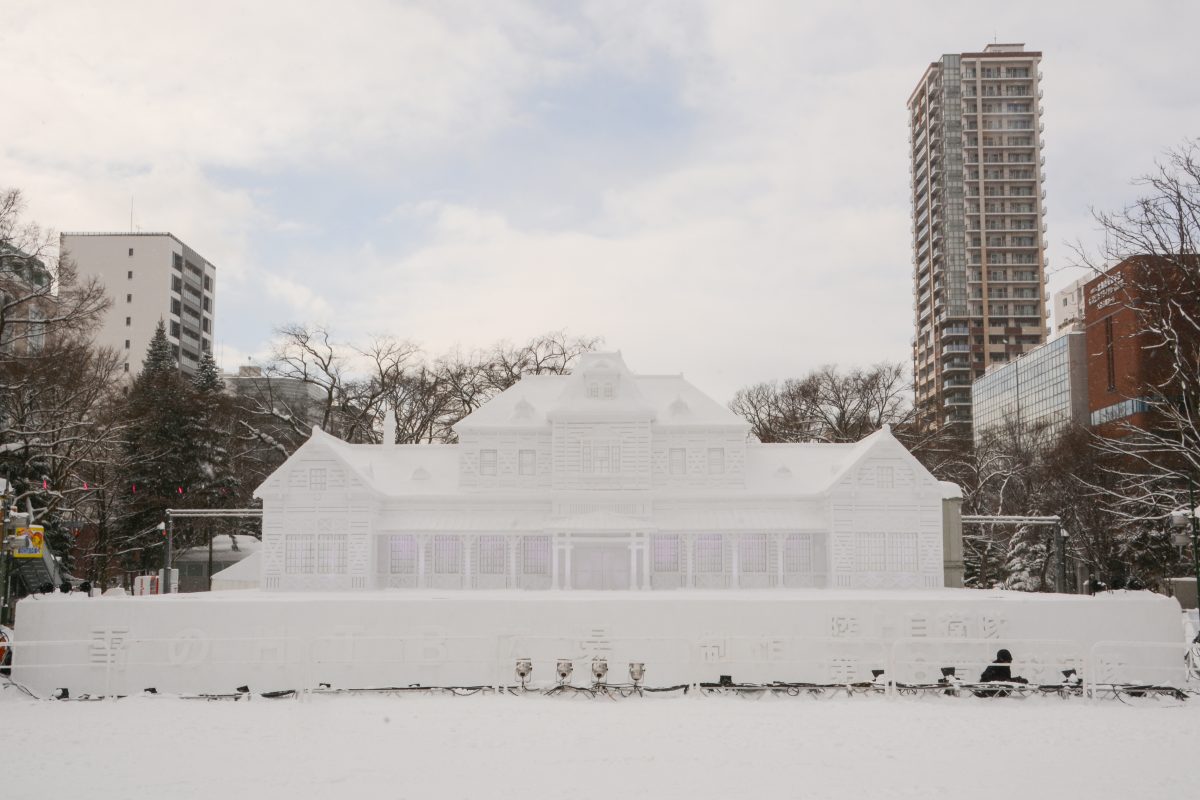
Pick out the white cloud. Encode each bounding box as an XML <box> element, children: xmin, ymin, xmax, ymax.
<box><xmin>263</xmin><ymin>273</ymin><xmax>334</xmax><ymax>321</ymax></box>
<box><xmin>4</xmin><ymin>0</ymin><xmax>1198</xmax><ymax>402</ymax></box>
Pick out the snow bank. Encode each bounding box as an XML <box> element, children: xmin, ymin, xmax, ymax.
<box><xmin>10</xmin><ymin>588</ymin><xmax>1186</xmax><ymax>696</ymax></box>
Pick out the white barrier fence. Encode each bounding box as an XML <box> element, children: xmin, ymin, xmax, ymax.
<box><xmin>5</xmin><ymin>633</ymin><xmax>1193</xmax><ymax>699</ymax></box>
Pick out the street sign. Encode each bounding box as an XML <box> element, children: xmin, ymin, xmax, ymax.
<box><xmin>13</xmin><ymin>526</ymin><xmax>44</xmax><ymax>559</ymax></box>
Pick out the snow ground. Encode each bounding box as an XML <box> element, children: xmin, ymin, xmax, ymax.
<box><xmin>3</xmin><ymin>688</ymin><xmax>1198</xmax><ymax>800</ymax></box>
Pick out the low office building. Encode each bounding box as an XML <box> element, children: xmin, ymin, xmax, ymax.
<box><xmin>254</xmin><ymin>352</ymin><xmax>962</xmax><ymax>592</ymax></box>
<box><xmin>971</xmin><ymin>330</ymin><xmax>1088</xmax><ymax>447</ymax></box>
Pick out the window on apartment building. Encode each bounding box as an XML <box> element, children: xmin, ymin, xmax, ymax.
<box><xmin>125</xmin><ymin>316</ymin><xmax>131</xmax><ymax>327</ymax></box>
<box><xmin>1105</xmin><ymin>317</ymin><xmax>1116</xmax><ymax>391</ymax></box>
<box><xmin>127</xmin><ymin>270</ymin><xmax>133</xmax><ymax>279</ymax></box>
<box><xmin>479</xmin><ymin>449</ymin><xmax>498</xmax><ymax>476</ymax></box>
<box><xmin>202</xmin><ymin>318</ymin><xmax>210</xmax><ymax>333</ymax></box>
<box><xmin>172</xmin><ymin>276</ymin><xmax>182</xmax><ymax>293</ymax></box>
<box><xmin>204</xmin><ymin>276</ymin><xmax>212</xmax><ymax>291</ymax></box>
<box><xmin>123</xmin><ymin>363</ymin><xmax>129</xmax><ymax>373</ymax></box>
<box><xmin>126</xmin><ymin>293</ymin><xmax>132</xmax><ymax>303</ymax></box>
<box><xmin>202</xmin><ymin>339</ymin><xmax>210</xmax><ymax>352</ymax></box>
<box><xmin>170</xmin><ymin>321</ymin><xmax>180</xmax><ymax>338</ymax></box>
<box><xmin>124</xmin><ymin>340</ymin><xmax>130</xmax><ymax>349</ymax></box>
<box><xmin>173</xmin><ymin>253</ymin><xmax>183</xmax><ymax>271</ymax></box>
<box><xmin>128</xmin><ymin>248</ymin><xmax>134</xmax><ymax>257</ymax></box>
<box><xmin>202</xmin><ymin>297</ymin><xmax>210</xmax><ymax>312</ymax></box>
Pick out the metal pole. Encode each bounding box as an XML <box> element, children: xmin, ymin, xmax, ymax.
<box><xmin>1189</xmin><ymin>476</ymin><xmax>1199</xmax><ymax>595</ymax></box>
<box><xmin>1055</xmin><ymin>525</ymin><xmax>1067</xmax><ymax>593</ymax></box>
<box><xmin>161</xmin><ymin>513</ymin><xmax>174</xmax><ymax>595</ymax></box>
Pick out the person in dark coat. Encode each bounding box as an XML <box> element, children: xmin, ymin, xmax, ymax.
<box><xmin>976</xmin><ymin>649</ymin><xmax>1028</xmax><ymax>696</ymax></box>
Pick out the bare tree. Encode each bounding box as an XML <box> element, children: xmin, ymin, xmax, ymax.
<box><xmin>1071</xmin><ymin>142</ymin><xmax>1200</xmax><ymax>529</ymax></box>
<box><xmin>729</xmin><ymin>362</ymin><xmax>914</xmax><ymax>444</ymax></box>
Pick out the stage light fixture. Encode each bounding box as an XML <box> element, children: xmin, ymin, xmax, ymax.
<box><xmin>629</xmin><ymin>662</ymin><xmax>645</xmax><ymax>686</ymax></box>
<box><xmin>515</xmin><ymin>658</ymin><xmax>533</xmax><ymax>686</ymax></box>
<box><xmin>556</xmin><ymin>659</ymin><xmax>573</xmax><ymax>685</ymax></box>
<box><xmin>591</xmin><ymin>657</ymin><xmax>608</xmax><ymax>684</ymax></box>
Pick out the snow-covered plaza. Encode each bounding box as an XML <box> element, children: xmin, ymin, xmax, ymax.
<box><xmin>2</xmin><ymin>690</ymin><xmax>1197</xmax><ymax>799</ymax></box>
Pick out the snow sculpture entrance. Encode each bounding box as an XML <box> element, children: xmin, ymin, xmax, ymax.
<box><xmin>255</xmin><ymin>352</ymin><xmax>959</xmax><ymax>591</ymax></box>
<box><xmin>571</xmin><ymin>544</ymin><xmax>632</xmax><ymax>591</ymax></box>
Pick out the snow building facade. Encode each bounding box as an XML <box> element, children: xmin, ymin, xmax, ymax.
<box><xmin>254</xmin><ymin>353</ymin><xmax>956</xmax><ymax>592</ymax></box>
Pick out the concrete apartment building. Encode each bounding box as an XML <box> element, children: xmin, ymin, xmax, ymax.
<box><xmin>908</xmin><ymin>43</ymin><xmax>1050</xmax><ymax>430</ymax></box>
<box><xmin>60</xmin><ymin>233</ymin><xmax>216</xmax><ymax>376</ymax></box>
<box><xmin>1054</xmin><ymin>276</ymin><xmax>1088</xmax><ymax>332</ymax></box>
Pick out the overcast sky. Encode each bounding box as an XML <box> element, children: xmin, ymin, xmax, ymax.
<box><xmin>4</xmin><ymin>1</ymin><xmax>1198</xmax><ymax>400</ymax></box>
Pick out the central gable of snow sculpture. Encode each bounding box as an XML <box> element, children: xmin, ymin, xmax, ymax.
<box><xmin>254</xmin><ymin>351</ymin><xmax>950</xmax><ymax>591</ymax></box>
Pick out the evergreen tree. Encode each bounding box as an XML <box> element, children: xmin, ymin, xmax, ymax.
<box><xmin>120</xmin><ymin>321</ymin><xmax>201</xmax><ymax>569</ymax></box>
<box><xmin>187</xmin><ymin>350</ymin><xmax>241</xmax><ymax>508</ymax></box>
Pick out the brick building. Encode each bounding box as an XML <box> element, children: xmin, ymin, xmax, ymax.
<box><xmin>1083</xmin><ymin>256</ymin><xmax>1197</xmax><ymax>433</ymax></box>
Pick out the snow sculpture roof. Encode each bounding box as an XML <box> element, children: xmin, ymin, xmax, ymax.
<box><xmin>254</xmin><ymin>353</ymin><xmax>957</xmax><ymax>504</ymax></box>
<box><xmin>455</xmin><ymin>352</ymin><xmax>748</xmax><ymax>430</ymax></box>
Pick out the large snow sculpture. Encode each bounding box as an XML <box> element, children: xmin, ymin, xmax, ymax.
<box><xmin>255</xmin><ymin>352</ymin><xmax>956</xmax><ymax>591</ymax></box>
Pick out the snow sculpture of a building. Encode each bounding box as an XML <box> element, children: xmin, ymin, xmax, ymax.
<box><xmin>255</xmin><ymin>353</ymin><xmax>955</xmax><ymax>591</ymax></box>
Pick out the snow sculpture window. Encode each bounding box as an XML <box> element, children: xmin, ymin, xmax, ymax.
<box><xmin>602</xmin><ymin>382</ymin><xmax>613</xmax><ymax>398</ymax></box>
<box><xmin>888</xmin><ymin>532</ymin><xmax>919</xmax><ymax>572</ymax></box>
<box><xmin>707</xmin><ymin>448</ymin><xmax>725</xmax><ymax>475</ymax></box>
<box><xmin>877</xmin><ymin>466</ymin><xmax>894</xmax><ymax>489</ymax></box>
<box><xmin>478</xmin><ymin>535</ymin><xmax>507</xmax><ymax>575</ymax></box>
<box><xmin>522</xmin><ymin>536</ymin><xmax>551</xmax><ymax>575</ymax></box>
<box><xmin>389</xmin><ymin>535</ymin><xmax>417</xmax><ymax>574</ymax></box>
<box><xmin>669</xmin><ymin>448</ymin><xmax>685</xmax><ymax>476</ymax></box>
<box><xmin>309</xmin><ymin>468</ymin><xmax>326</xmax><ymax>491</ymax></box>
<box><xmin>582</xmin><ymin>443</ymin><xmax>621</xmax><ymax>474</ymax></box>
<box><xmin>739</xmin><ymin>534</ymin><xmax>769</xmax><ymax>573</ymax></box>
<box><xmin>652</xmin><ymin>535</ymin><xmax>680</xmax><ymax>572</ymax></box>
<box><xmin>285</xmin><ymin>534</ymin><xmax>315</xmax><ymax>574</ymax></box>
<box><xmin>518</xmin><ymin>450</ymin><xmax>536</xmax><ymax>476</ymax></box>
<box><xmin>317</xmin><ymin>534</ymin><xmax>347</xmax><ymax>574</ymax></box>
<box><xmin>695</xmin><ymin>534</ymin><xmax>724</xmax><ymax>573</ymax></box>
<box><xmin>854</xmin><ymin>533</ymin><xmax>887</xmax><ymax>572</ymax></box>
<box><xmin>479</xmin><ymin>449</ymin><xmax>497</xmax><ymax>476</ymax></box>
<box><xmin>433</xmin><ymin>536</ymin><xmax>462</xmax><ymax>574</ymax></box>
<box><xmin>784</xmin><ymin>534</ymin><xmax>813</xmax><ymax>573</ymax></box>
<box><xmin>587</xmin><ymin>382</ymin><xmax>600</xmax><ymax>398</ymax></box>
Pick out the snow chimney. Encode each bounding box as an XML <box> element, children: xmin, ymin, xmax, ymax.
<box><xmin>382</xmin><ymin>403</ymin><xmax>396</xmax><ymax>447</ymax></box>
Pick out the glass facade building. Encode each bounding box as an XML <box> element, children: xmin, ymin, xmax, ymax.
<box><xmin>971</xmin><ymin>331</ymin><xmax>1087</xmax><ymax>446</ymax></box>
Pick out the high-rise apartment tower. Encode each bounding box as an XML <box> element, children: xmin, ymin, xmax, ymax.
<box><xmin>61</xmin><ymin>232</ymin><xmax>216</xmax><ymax>377</ymax></box>
<box><xmin>908</xmin><ymin>43</ymin><xmax>1049</xmax><ymax>429</ymax></box>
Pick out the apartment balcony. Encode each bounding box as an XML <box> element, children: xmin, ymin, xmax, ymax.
<box><xmin>941</xmin><ymin>326</ymin><xmax>970</xmax><ymax>338</ymax></box>
<box><xmin>941</xmin><ymin>360</ymin><xmax>972</xmax><ymax>374</ymax></box>
<box><xmin>941</xmin><ymin>343</ymin><xmax>972</xmax><ymax>357</ymax></box>
<box><xmin>944</xmin><ymin>396</ymin><xmax>972</xmax><ymax>408</ymax></box>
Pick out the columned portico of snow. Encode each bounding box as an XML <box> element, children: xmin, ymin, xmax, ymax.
<box><xmin>254</xmin><ymin>353</ymin><xmax>954</xmax><ymax>591</ymax></box>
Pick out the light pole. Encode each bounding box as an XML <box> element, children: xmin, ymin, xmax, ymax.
<box><xmin>157</xmin><ymin>520</ymin><xmax>170</xmax><ymax>594</ymax></box>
